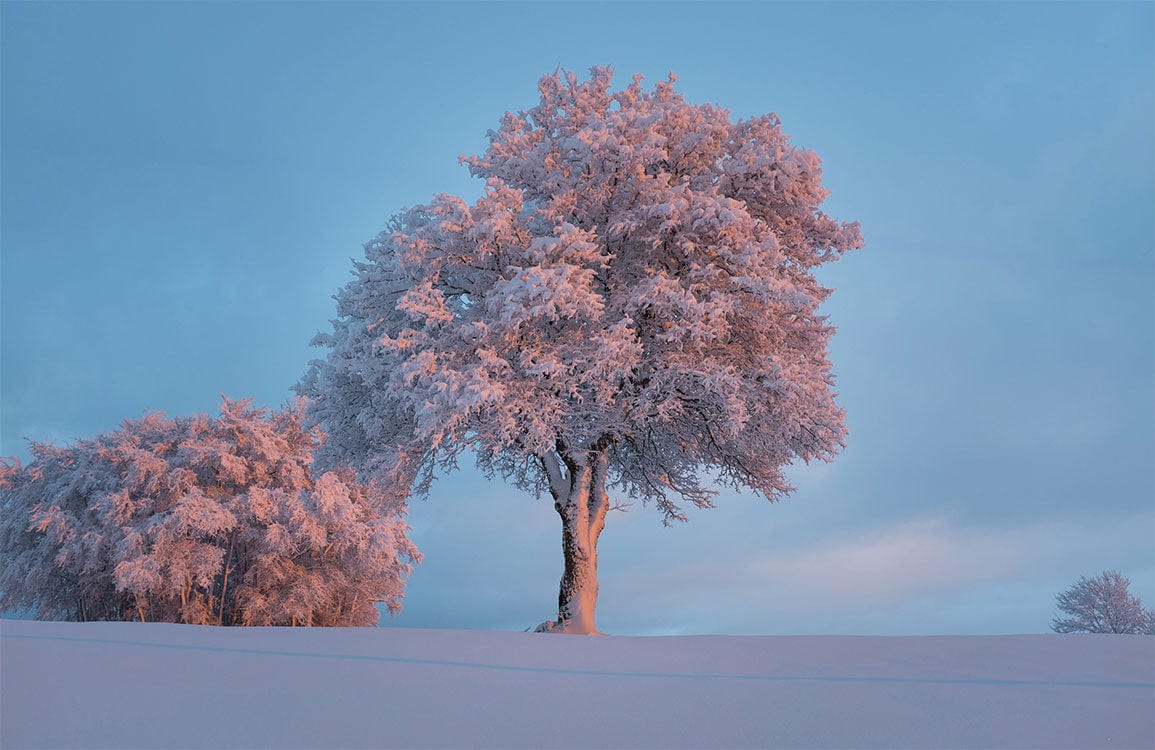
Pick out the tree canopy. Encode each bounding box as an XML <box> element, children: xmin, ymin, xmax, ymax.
<box><xmin>304</xmin><ymin>67</ymin><xmax>861</xmax><ymax>514</ymax></box>
<box><xmin>1052</xmin><ymin>571</ymin><xmax>1155</xmax><ymax>634</ymax></box>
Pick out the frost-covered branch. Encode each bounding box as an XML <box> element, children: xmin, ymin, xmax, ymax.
<box><xmin>539</xmin><ymin>451</ymin><xmax>567</xmax><ymax>501</ymax></box>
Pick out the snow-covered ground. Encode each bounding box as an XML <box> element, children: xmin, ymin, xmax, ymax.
<box><xmin>2</xmin><ymin>619</ymin><xmax>1152</xmax><ymax>749</ymax></box>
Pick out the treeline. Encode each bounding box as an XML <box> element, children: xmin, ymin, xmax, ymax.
<box><xmin>0</xmin><ymin>398</ymin><xmax>418</xmax><ymax>626</ymax></box>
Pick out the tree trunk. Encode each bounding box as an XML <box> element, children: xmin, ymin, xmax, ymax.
<box><xmin>543</xmin><ymin>447</ymin><xmax>610</xmax><ymax>634</ymax></box>
<box><xmin>218</xmin><ymin>532</ymin><xmax>237</xmax><ymax>626</ymax></box>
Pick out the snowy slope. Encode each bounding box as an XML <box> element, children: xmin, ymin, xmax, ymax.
<box><xmin>2</xmin><ymin>619</ymin><xmax>1152</xmax><ymax>749</ymax></box>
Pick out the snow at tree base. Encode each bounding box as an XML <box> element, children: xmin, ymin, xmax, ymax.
<box><xmin>3</xmin><ymin>620</ymin><xmax>1153</xmax><ymax>749</ymax></box>
<box><xmin>300</xmin><ymin>67</ymin><xmax>863</xmax><ymax>633</ymax></box>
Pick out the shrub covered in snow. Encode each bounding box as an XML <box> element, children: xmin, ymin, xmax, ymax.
<box><xmin>1052</xmin><ymin>571</ymin><xmax>1155</xmax><ymax>635</ymax></box>
<box><xmin>0</xmin><ymin>398</ymin><xmax>418</xmax><ymax>626</ymax></box>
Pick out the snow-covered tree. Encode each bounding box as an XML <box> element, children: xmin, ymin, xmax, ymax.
<box><xmin>301</xmin><ymin>67</ymin><xmax>863</xmax><ymax>633</ymax></box>
<box><xmin>0</xmin><ymin>398</ymin><xmax>419</xmax><ymax>626</ymax></box>
<box><xmin>1051</xmin><ymin>571</ymin><xmax>1155</xmax><ymax>635</ymax></box>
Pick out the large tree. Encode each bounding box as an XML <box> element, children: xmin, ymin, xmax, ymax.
<box><xmin>301</xmin><ymin>67</ymin><xmax>863</xmax><ymax>633</ymax></box>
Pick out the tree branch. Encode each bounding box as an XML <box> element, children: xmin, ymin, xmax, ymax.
<box><xmin>538</xmin><ymin>451</ymin><xmax>567</xmax><ymax>501</ymax></box>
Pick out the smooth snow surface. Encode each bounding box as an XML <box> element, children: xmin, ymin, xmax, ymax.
<box><xmin>2</xmin><ymin>620</ymin><xmax>1152</xmax><ymax>749</ymax></box>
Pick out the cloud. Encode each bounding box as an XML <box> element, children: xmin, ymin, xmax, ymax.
<box><xmin>748</xmin><ymin>517</ymin><xmax>1017</xmax><ymax>606</ymax></box>
<box><xmin>751</xmin><ymin>513</ymin><xmax>1154</xmax><ymax>607</ymax></box>
<box><xmin>596</xmin><ymin>510</ymin><xmax>1155</xmax><ymax>635</ymax></box>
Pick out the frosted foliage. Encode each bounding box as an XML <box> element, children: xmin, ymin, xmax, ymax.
<box><xmin>0</xmin><ymin>398</ymin><xmax>419</xmax><ymax>626</ymax></box>
<box><xmin>302</xmin><ymin>68</ymin><xmax>862</xmax><ymax>632</ymax></box>
<box><xmin>302</xmin><ymin>67</ymin><xmax>862</xmax><ymax>520</ymax></box>
<box><xmin>1051</xmin><ymin>571</ymin><xmax>1155</xmax><ymax>635</ymax></box>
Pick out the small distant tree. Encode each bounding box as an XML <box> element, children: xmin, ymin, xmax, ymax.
<box><xmin>1051</xmin><ymin>571</ymin><xmax>1155</xmax><ymax>634</ymax></box>
<box><xmin>300</xmin><ymin>67</ymin><xmax>863</xmax><ymax>633</ymax></box>
<box><xmin>0</xmin><ymin>398</ymin><xmax>419</xmax><ymax>626</ymax></box>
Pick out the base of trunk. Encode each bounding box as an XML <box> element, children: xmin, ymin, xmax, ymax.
<box><xmin>532</xmin><ymin>619</ymin><xmax>603</xmax><ymax>635</ymax></box>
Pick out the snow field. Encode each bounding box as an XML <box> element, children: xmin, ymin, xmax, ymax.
<box><xmin>2</xmin><ymin>619</ymin><xmax>1152</xmax><ymax>749</ymax></box>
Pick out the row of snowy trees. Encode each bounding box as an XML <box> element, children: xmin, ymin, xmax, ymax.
<box><xmin>6</xmin><ymin>67</ymin><xmax>864</xmax><ymax>632</ymax></box>
<box><xmin>8</xmin><ymin>68</ymin><xmax>1147</xmax><ymax>637</ymax></box>
<box><xmin>0</xmin><ymin>399</ymin><xmax>418</xmax><ymax>626</ymax></box>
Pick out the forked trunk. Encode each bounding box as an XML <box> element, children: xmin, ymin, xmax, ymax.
<box><xmin>544</xmin><ymin>449</ymin><xmax>609</xmax><ymax>634</ymax></box>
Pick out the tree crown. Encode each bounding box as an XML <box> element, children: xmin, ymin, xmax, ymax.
<box><xmin>1052</xmin><ymin>570</ymin><xmax>1154</xmax><ymax>635</ymax></box>
<box><xmin>302</xmin><ymin>67</ymin><xmax>863</xmax><ymax>521</ymax></box>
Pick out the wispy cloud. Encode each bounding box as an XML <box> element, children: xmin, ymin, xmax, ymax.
<box><xmin>748</xmin><ymin>517</ymin><xmax>1017</xmax><ymax>606</ymax></box>
<box><xmin>599</xmin><ymin>511</ymin><xmax>1155</xmax><ymax>634</ymax></box>
<box><xmin>747</xmin><ymin>513</ymin><xmax>1153</xmax><ymax>607</ymax></box>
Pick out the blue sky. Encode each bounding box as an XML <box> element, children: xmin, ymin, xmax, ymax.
<box><xmin>2</xmin><ymin>1</ymin><xmax>1152</xmax><ymax>635</ymax></box>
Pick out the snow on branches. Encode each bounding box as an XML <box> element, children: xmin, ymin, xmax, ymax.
<box><xmin>0</xmin><ymin>398</ymin><xmax>419</xmax><ymax>626</ymax></box>
<box><xmin>302</xmin><ymin>67</ymin><xmax>862</xmax><ymax>631</ymax></box>
<box><xmin>1052</xmin><ymin>571</ymin><xmax>1155</xmax><ymax>635</ymax></box>
<box><xmin>303</xmin><ymin>66</ymin><xmax>863</xmax><ymax>521</ymax></box>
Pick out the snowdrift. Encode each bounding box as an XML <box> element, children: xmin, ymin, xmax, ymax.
<box><xmin>2</xmin><ymin>619</ymin><xmax>1152</xmax><ymax>749</ymax></box>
